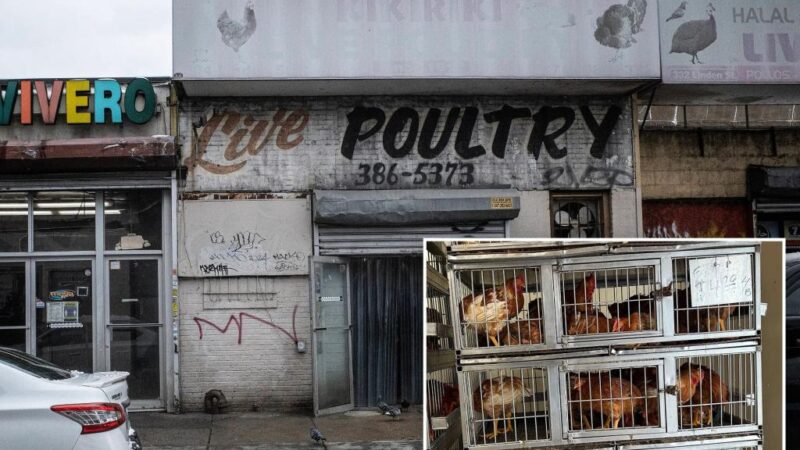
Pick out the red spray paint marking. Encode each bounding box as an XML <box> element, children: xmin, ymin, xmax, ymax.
<box><xmin>193</xmin><ymin>305</ymin><xmax>299</xmax><ymax>344</ymax></box>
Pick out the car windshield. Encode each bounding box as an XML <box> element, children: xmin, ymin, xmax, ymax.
<box><xmin>0</xmin><ymin>347</ymin><xmax>73</xmax><ymax>380</ymax></box>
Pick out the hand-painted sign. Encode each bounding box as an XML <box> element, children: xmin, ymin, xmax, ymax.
<box><xmin>0</xmin><ymin>78</ymin><xmax>156</xmax><ymax>125</ymax></box>
<box><xmin>660</xmin><ymin>0</ymin><xmax>800</xmax><ymax>83</ymax></box>
<box><xmin>181</xmin><ymin>98</ymin><xmax>634</xmax><ymax>192</ymax></box>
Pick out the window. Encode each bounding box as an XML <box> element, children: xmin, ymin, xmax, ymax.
<box><xmin>33</xmin><ymin>191</ymin><xmax>96</xmax><ymax>251</ymax></box>
<box><xmin>0</xmin><ymin>193</ymin><xmax>28</xmax><ymax>252</ymax></box>
<box><xmin>105</xmin><ymin>190</ymin><xmax>163</xmax><ymax>251</ymax></box>
<box><xmin>550</xmin><ymin>192</ymin><xmax>609</xmax><ymax>238</ymax></box>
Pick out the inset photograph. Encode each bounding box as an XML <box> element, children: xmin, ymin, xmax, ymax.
<box><xmin>425</xmin><ymin>239</ymin><xmax>783</xmax><ymax>450</ymax></box>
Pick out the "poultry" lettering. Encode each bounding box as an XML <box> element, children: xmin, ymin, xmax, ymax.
<box><xmin>340</xmin><ymin>104</ymin><xmax>623</xmax><ymax>161</ymax></box>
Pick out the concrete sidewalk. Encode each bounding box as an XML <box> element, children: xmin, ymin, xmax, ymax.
<box><xmin>132</xmin><ymin>409</ymin><xmax>423</xmax><ymax>450</ymax></box>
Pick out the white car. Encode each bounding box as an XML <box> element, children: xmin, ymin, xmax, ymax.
<box><xmin>0</xmin><ymin>347</ymin><xmax>141</xmax><ymax>450</ymax></box>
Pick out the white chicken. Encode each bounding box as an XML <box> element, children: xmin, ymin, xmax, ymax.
<box><xmin>217</xmin><ymin>1</ymin><xmax>257</xmax><ymax>52</ymax></box>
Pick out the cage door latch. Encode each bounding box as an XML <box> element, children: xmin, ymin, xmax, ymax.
<box><xmin>663</xmin><ymin>385</ymin><xmax>678</xmax><ymax>396</ymax></box>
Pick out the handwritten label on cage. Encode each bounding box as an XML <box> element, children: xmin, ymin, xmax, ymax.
<box><xmin>689</xmin><ymin>254</ymin><xmax>753</xmax><ymax>307</ymax></box>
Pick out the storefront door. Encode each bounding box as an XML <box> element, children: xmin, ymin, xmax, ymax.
<box><xmin>0</xmin><ymin>187</ymin><xmax>172</xmax><ymax>410</ymax></box>
<box><xmin>311</xmin><ymin>256</ymin><xmax>354</xmax><ymax>416</ymax></box>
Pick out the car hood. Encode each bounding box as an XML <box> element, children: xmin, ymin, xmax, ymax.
<box><xmin>54</xmin><ymin>371</ymin><xmax>131</xmax><ymax>407</ymax></box>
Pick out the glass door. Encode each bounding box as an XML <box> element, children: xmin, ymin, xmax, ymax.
<box><xmin>311</xmin><ymin>256</ymin><xmax>354</xmax><ymax>416</ymax></box>
<box><xmin>0</xmin><ymin>261</ymin><xmax>27</xmax><ymax>352</ymax></box>
<box><xmin>105</xmin><ymin>258</ymin><xmax>163</xmax><ymax>409</ymax></box>
<box><xmin>34</xmin><ymin>260</ymin><xmax>94</xmax><ymax>373</ymax></box>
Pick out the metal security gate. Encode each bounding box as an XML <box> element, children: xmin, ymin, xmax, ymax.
<box><xmin>316</xmin><ymin>222</ymin><xmax>508</xmax><ymax>256</ymax></box>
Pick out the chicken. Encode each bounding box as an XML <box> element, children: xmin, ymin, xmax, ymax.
<box><xmin>566</xmin><ymin>309</ymin><xmax>622</xmax><ymax>335</ymax></box>
<box><xmin>427</xmin><ymin>380</ymin><xmax>459</xmax><ymax>417</ymax></box>
<box><xmin>527</xmin><ymin>297</ymin><xmax>542</xmax><ymax>320</ymax></box>
<box><xmin>562</xmin><ymin>273</ymin><xmax>597</xmax><ymax>316</ymax></box>
<box><xmin>217</xmin><ymin>1</ymin><xmax>257</xmax><ymax>52</ymax></box>
<box><xmin>680</xmin><ymin>404</ymin><xmax>711</xmax><ymax>428</ymax></box>
<box><xmin>472</xmin><ymin>376</ymin><xmax>532</xmax><ymax>439</ymax></box>
<box><xmin>690</xmin><ymin>365</ymin><xmax>729</xmax><ymax>426</ymax></box>
<box><xmin>500</xmin><ymin>320</ymin><xmax>542</xmax><ymax>346</ymax></box>
<box><xmin>615</xmin><ymin>311</ymin><xmax>656</xmax><ymax>332</ymax></box>
<box><xmin>674</xmin><ymin>287</ymin><xmax>737</xmax><ymax>332</ymax></box>
<box><xmin>676</xmin><ymin>364</ymin><xmax>705</xmax><ymax>404</ymax></box>
<box><xmin>670</xmin><ymin>3</ymin><xmax>717</xmax><ymax>64</ymax></box>
<box><xmin>461</xmin><ymin>273</ymin><xmax>527</xmax><ymax>347</ymax></box>
<box><xmin>626</xmin><ymin>0</ymin><xmax>647</xmax><ymax>33</ymax></box>
<box><xmin>570</xmin><ymin>373</ymin><xmax>642</xmax><ymax>429</ymax></box>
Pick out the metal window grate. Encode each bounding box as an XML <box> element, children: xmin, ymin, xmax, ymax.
<box><xmin>567</xmin><ymin>366</ymin><xmax>660</xmax><ymax>431</ymax></box>
<box><xmin>464</xmin><ymin>368</ymin><xmax>550</xmax><ymax>446</ymax></box>
<box><xmin>672</xmin><ymin>257</ymin><xmax>755</xmax><ymax>335</ymax></box>
<box><xmin>676</xmin><ymin>353</ymin><xmax>757</xmax><ymax>430</ymax></box>
<box><xmin>559</xmin><ymin>266</ymin><xmax>659</xmax><ymax>337</ymax></box>
<box><xmin>453</xmin><ymin>267</ymin><xmax>543</xmax><ymax>350</ymax></box>
<box><xmin>551</xmin><ymin>195</ymin><xmax>606</xmax><ymax>238</ymax></box>
<box><xmin>202</xmin><ymin>277</ymin><xmax>277</xmax><ymax>309</ymax></box>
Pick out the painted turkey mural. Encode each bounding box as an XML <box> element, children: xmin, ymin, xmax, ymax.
<box><xmin>594</xmin><ymin>0</ymin><xmax>648</xmax><ymax>61</ymax></box>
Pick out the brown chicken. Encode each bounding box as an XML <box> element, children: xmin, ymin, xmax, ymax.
<box><xmin>615</xmin><ymin>311</ymin><xmax>656</xmax><ymax>332</ymax></box>
<box><xmin>473</xmin><ymin>376</ymin><xmax>532</xmax><ymax>439</ymax></box>
<box><xmin>674</xmin><ymin>288</ymin><xmax>737</xmax><ymax>332</ymax></box>
<box><xmin>562</xmin><ymin>273</ymin><xmax>597</xmax><ymax>316</ymax></box>
<box><xmin>500</xmin><ymin>320</ymin><xmax>542</xmax><ymax>346</ymax></box>
<box><xmin>566</xmin><ymin>309</ymin><xmax>622</xmax><ymax>335</ymax></box>
<box><xmin>689</xmin><ymin>365</ymin><xmax>729</xmax><ymax>426</ymax></box>
<box><xmin>680</xmin><ymin>403</ymin><xmax>712</xmax><ymax>428</ymax></box>
<box><xmin>570</xmin><ymin>373</ymin><xmax>642</xmax><ymax>429</ymax></box>
<box><xmin>441</xmin><ymin>383</ymin><xmax>460</xmax><ymax>417</ymax></box>
<box><xmin>461</xmin><ymin>273</ymin><xmax>527</xmax><ymax>347</ymax></box>
<box><xmin>676</xmin><ymin>364</ymin><xmax>705</xmax><ymax>404</ymax></box>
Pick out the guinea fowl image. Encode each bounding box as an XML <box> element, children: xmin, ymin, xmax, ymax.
<box><xmin>473</xmin><ymin>376</ymin><xmax>533</xmax><ymax>440</ymax></box>
<box><xmin>217</xmin><ymin>0</ymin><xmax>257</xmax><ymax>52</ymax></box>
<box><xmin>670</xmin><ymin>3</ymin><xmax>717</xmax><ymax>64</ymax></box>
<box><xmin>460</xmin><ymin>273</ymin><xmax>527</xmax><ymax>347</ymax></box>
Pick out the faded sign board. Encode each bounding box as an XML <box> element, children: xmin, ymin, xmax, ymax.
<box><xmin>689</xmin><ymin>254</ymin><xmax>754</xmax><ymax>307</ymax></box>
<box><xmin>181</xmin><ymin>97</ymin><xmax>634</xmax><ymax>192</ymax></box>
<box><xmin>178</xmin><ymin>198</ymin><xmax>311</xmax><ymax>277</ymax></box>
<box><xmin>174</xmin><ymin>0</ymin><xmax>660</xmax><ymax>80</ymax></box>
<box><xmin>660</xmin><ymin>0</ymin><xmax>800</xmax><ymax>83</ymax></box>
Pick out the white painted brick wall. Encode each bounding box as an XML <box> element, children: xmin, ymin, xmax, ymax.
<box><xmin>178</xmin><ymin>277</ymin><xmax>312</xmax><ymax>411</ymax></box>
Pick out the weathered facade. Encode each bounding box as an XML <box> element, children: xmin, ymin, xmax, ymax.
<box><xmin>172</xmin><ymin>0</ymin><xmax>662</xmax><ymax>414</ymax></box>
<box><xmin>0</xmin><ymin>80</ymin><xmax>180</xmax><ymax>411</ymax></box>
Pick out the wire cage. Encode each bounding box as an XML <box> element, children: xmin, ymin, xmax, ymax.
<box><xmin>428</xmin><ymin>366</ymin><xmax>461</xmax><ymax>449</ymax></box>
<box><xmin>672</xmin><ymin>255</ymin><xmax>757</xmax><ymax>336</ymax></box>
<box><xmin>675</xmin><ymin>352</ymin><xmax>758</xmax><ymax>431</ymax></box>
<box><xmin>460</xmin><ymin>366</ymin><xmax>551</xmax><ymax>448</ymax></box>
<box><xmin>447</xmin><ymin>245</ymin><xmax>762</xmax><ymax>354</ymax></box>
<box><xmin>566</xmin><ymin>364</ymin><xmax>662</xmax><ymax>433</ymax></box>
<box><xmin>558</xmin><ymin>263</ymin><xmax>662</xmax><ymax>340</ymax></box>
<box><xmin>449</xmin><ymin>266</ymin><xmax>545</xmax><ymax>352</ymax></box>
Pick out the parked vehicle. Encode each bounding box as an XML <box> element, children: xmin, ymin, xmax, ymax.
<box><xmin>786</xmin><ymin>252</ymin><xmax>800</xmax><ymax>448</ymax></box>
<box><xmin>0</xmin><ymin>347</ymin><xmax>141</xmax><ymax>450</ymax></box>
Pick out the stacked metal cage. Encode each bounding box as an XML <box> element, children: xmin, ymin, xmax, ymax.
<box><xmin>443</xmin><ymin>242</ymin><xmax>764</xmax><ymax>450</ymax></box>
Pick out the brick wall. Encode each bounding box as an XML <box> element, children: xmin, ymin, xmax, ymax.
<box><xmin>640</xmin><ymin>129</ymin><xmax>800</xmax><ymax>199</ymax></box>
<box><xmin>178</xmin><ymin>277</ymin><xmax>312</xmax><ymax>411</ymax></box>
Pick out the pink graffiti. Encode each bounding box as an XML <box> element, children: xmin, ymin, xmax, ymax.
<box><xmin>193</xmin><ymin>305</ymin><xmax>299</xmax><ymax>344</ymax></box>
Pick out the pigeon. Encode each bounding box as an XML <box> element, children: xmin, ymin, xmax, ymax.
<box><xmin>310</xmin><ymin>426</ymin><xmax>327</xmax><ymax>448</ymax></box>
<box><xmin>400</xmin><ymin>399</ymin><xmax>410</xmax><ymax>410</ymax></box>
<box><xmin>217</xmin><ymin>0</ymin><xmax>257</xmax><ymax>52</ymax></box>
<box><xmin>384</xmin><ymin>406</ymin><xmax>402</xmax><ymax>419</ymax></box>
<box><xmin>377</xmin><ymin>400</ymin><xmax>391</xmax><ymax>414</ymax></box>
<box><xmin>666</xmin><ymin>1</ymin><xmax>687</xmax><ymax>22</ymax></box>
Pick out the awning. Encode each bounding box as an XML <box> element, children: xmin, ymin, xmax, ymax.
<box><xmin>314</xmin><ymin>189</ymin><xmax>520</xmax><ymax>226</ymax></box>
<box><xmin>0</xmin><ymin>136</ymin><xmax>177</xmax><ymax>174</ymax></box>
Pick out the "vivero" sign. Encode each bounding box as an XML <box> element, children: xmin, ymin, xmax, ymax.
<box><xmin>0</xmin><ymin>78</ymin><xmax>156</xmax><ymax>125</ymax></box>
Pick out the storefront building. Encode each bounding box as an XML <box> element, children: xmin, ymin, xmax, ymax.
<box><xmin>0</xmin><ymin>79</ymin><xmax>179</xmax><ymax>411</ymax></box>
<box><xmin>173</xmin><ymin>0</ymin><xmax>661</xmax><ymax>412</ymax></box>
<box><xmin>641</xmin><ymin>0</ymin><xmax>800</xmax><ymax>246</ymax></box>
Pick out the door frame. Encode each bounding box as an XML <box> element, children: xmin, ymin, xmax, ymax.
<box><xmin>103</xmin><ymin>255</ymin><xmax>165</xmax><ymax>410</ymax></box>
<box><xmin>310</xmin><ymin>255</ymin><xmax>355</xmax><ymax>416</ymax></box>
